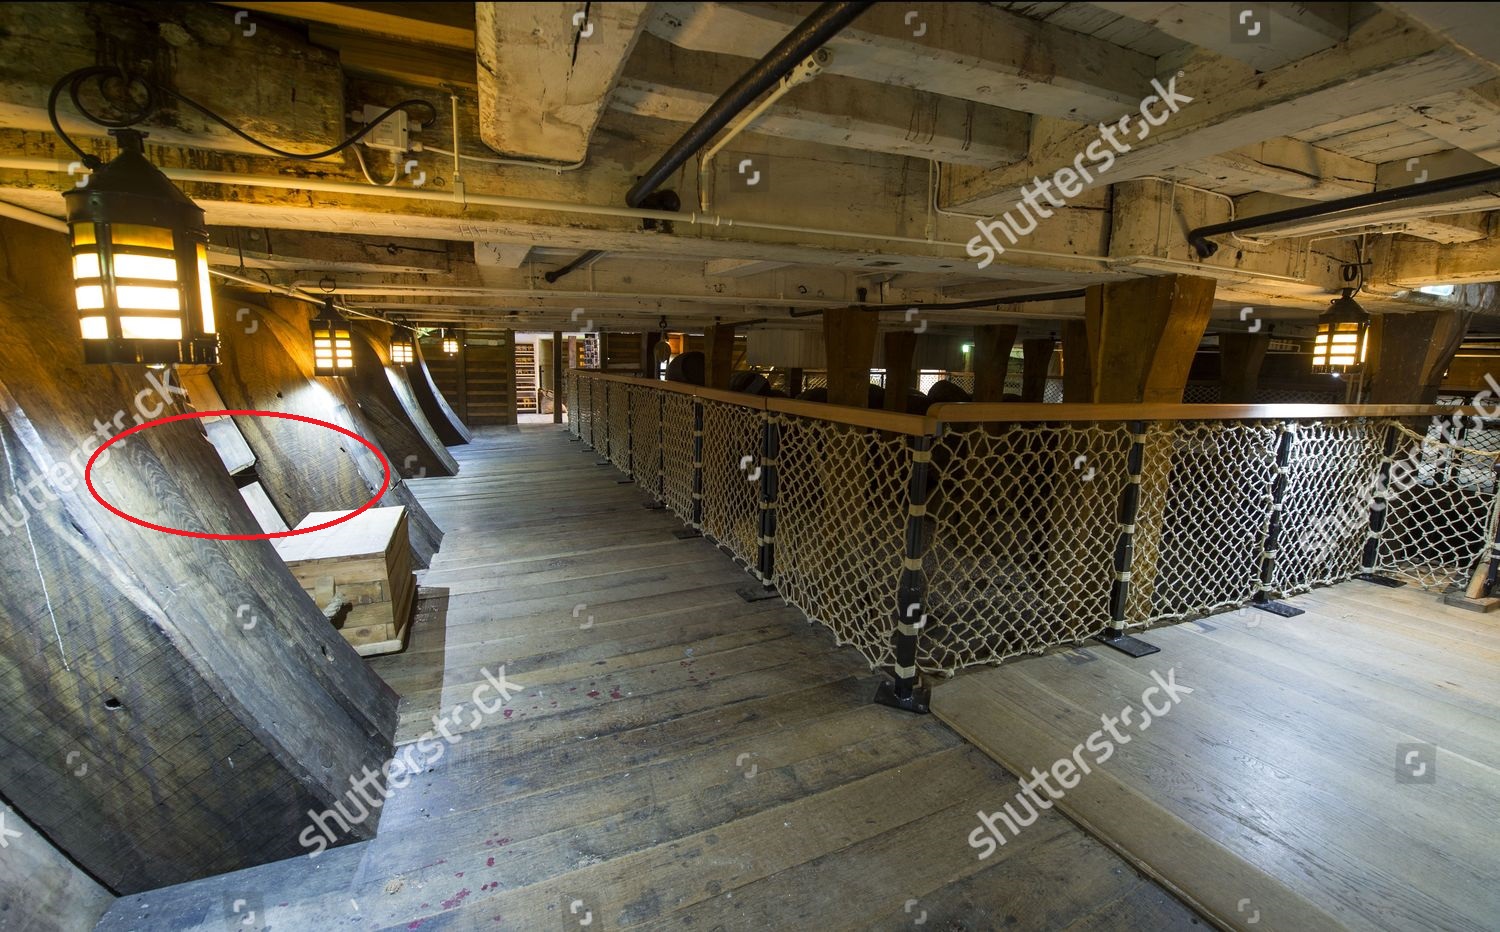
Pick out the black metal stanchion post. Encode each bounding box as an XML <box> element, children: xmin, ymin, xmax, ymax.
<box><xmin>614</xmin><ymin>385</ymin><xmax>635</xmax><ymax>483</ymax></box>
<box><xmin>1098</xmin><ymin>420</ymin><xmax>1161</xmax><ymax>657</ymax></box>
<box><xmin>1252</xmin><ymin>421</ymin><xmax>1306</xmax><ymax>617</ymax></box>
<box><xmin>644</xmin><ymin>388</ymin><xmax>667</xmax><ymax>510</ymax></box>
<box><xmin>740</xmin><ymin>413</ymin><xmax>780</xmax><ymax>602</ymax></box>
<box><xmin>1356</xmin><ymin>422</ymin><xmax>1406</xmax><ymax>587</ymax></box>
<box><xmin>595</xmin><ymin>380</ymin><xmax>612</xmax><ymax>466</ymax></box>
<box><xmin>673</xmin><ymin>397</ymin><xmax>705</xmax><ymax>539</ymax></box>
<box><xmin>876</xmin><ymin>433</ymin><xmax>934</xmax><ymax>714</ymax></box>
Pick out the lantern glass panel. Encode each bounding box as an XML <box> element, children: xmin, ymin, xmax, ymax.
<box><xmin>120</xmin><ymin>316</ymin><xmax>183</xmax><ymax>340</ymax></box>
<box><xmin>196</xmin><ymin>243</ymin><xmax>216</xmax><ymax>335</ymax></box>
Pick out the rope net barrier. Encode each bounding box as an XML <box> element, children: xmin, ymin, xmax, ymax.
<box><xmin>569</xmin><ymin>373</ymin><xmax>1498</xmax><ymax>676</ymax></box>
<box><xmin>1375</xmin><ymin>419</ymin><xmax>1500</xmax><ymax>590</ymax></box>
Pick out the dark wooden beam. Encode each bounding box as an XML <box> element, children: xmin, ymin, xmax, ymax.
<box><xmin>1086</xmin><ymin>274</ymin><xmax>1216</xmax><ymax>403</ymax></box>
<box><xmin>882</xmin><ymin>330</ymin><xmax>918</xmax><ymax>413</ymax></box>
<box><xmin>1219</xmin><ymin>332</ymin><xmax>1270</xmax><ymax>404</ymax></box>
<box><xmin>1368</xmin><ymin>310</ymin><xmax>1469</xmax><ymax>404</ymax></box>
<box><xmin>0</xmin><ymin>218</ymin><xmax>398</xmax><ymax>894</ymax></box>
<box><xmin>1021</xmin><ymin>336</ymin><xmax>1054</xmax><ymax>403</ymax></box>
<box><xmin>348</xmin><ymin>319</ymin><xmax>459</xmax><ymax>477</ymax></box>
<box><xmin>1061</xmin><ymin>320</ymin><xmax>1092</xmax><ymax>403</ymax></box>
<box><xmin>971</xmin><ymin>324</ymin><xmax>1018</xmax><ymax>402</ymax></box>
<box><xmin>823</xmin><ymin>307</ymin><xmax>879</xmax><ymax>407</ymax></box>
<box><xmin>705</xmin><ymin>323</ymin><xmax>737</xmax><ymax>391</ymax></box>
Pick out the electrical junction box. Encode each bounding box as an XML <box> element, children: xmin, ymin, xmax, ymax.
<box><xmin>358</xmin><ymin>104</ymin><xmax>409</xmax><ymax>152</ymax></box>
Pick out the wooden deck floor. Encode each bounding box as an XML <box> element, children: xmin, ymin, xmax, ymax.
<box><xmin>95</xmin><ymin>425</ymin><xmax>1200</xmax><ymax>931</ymax></box>
<box><xmin>935</xmin><ymin>583</ymin><xmax>1500</xmax><ymax>932</ymax></box>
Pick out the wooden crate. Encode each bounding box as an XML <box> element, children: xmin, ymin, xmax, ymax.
<box><xmin>272</xmin><ymin>506</ymin><xmax>416</xmax><ymax>656</ymax></box>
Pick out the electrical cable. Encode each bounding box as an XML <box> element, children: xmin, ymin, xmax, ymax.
<box><xmin>47</xmin><ymin>66</ymin><xmax>436</xmax><ymax>164</ymax></box>
<box><xmin>352</xmin><ymin>145</ymin><xmax>400</xmax><ymax>186</ymax></box>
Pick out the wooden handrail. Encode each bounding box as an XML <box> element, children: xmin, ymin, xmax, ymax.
<box><xmin>924</xmin><ymin>402</ymin><xmax>1478</xmax><ymax>425</ymax></box>
<box><xmin>570</xmin><ymin>370</ymin><xmax>1479</xmax><ymax>432</ymax></box>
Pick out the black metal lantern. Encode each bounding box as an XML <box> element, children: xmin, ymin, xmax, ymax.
<box><xmin>310</xmin><ymin>298</ymin><xmax>354</xmax><ymax>376</ymax></box>
<box><xmin>390</xmin><ymin>328</ymin><xmax>415</xmax><ymax>365</ymax></box>
<box><xmin>1311</xmin><ymin>283</ymin><xmax>1370</xmax><ymax>375</ymax></box>
<box><xmin>442</xmin><ymin>328</ymin><xmax>459</xmax><ymax>356</ymax></box>
<box><xmin>64</xmin><ymin>129</ymin><xmax>217</xmax><ymax>365</ymax></box>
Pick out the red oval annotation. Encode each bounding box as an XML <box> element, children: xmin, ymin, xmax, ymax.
<box><xmin>84</xmin><ymin>409</ymin><xmax>391</xmax><ymax>541</ymax></box>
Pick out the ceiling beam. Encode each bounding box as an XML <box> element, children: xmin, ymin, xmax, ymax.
<box><xmin>705</xmin><ymin>258</ymin><xmax>790</xmax><ymax>278</ymax></box>
<box><xmin>475</xmin><ymin>2</ymin><xmax>649</xmax><ymax>163</ymax></box>
<box><xmin>0</xmin><ymin>3</ymin><xmax>343</xmax><ymax>158</ymax></box>
<box><xmin>206</xmin><ymin>227</ymin><xmax>454</xmax><ymax>274</ymax></box>
<box><xmin>474</xmin><ymin>242</ymin><xmax>532</xmax><ymax>269</ymax></box>
<box><xmin>225</xmin><ymin>2</ymin><xmax>476</xmax><ymax>49</ymax></box>
<box><xmin>645</xmin><ymin>1</ymin><xmax>1155</xmax><ymax>124</ymax></box>
<box><xmin>942</xmin><ymin>12</ymin><xmax>1494</xmax><ymax>214</ymax></box>
<box><xmin>611</xmin><ymin>35</ymin><xmax>1028</xmax><ymax>167</ymax></box>
<box><xmin>1090</xmin><ymin>2</ymin><xmax>1351</xmax><ymax>71</ymax></box>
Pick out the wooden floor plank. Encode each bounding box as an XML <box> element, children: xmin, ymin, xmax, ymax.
<box><xmin>936</xmin><ymin>585</ymin><xmax>1500</xmax><ymax>932</ymax></box>
<box><xmin>94</xmin><ymin>425</ymin><xmax>1200</xmax><ymax>932</ymax></box>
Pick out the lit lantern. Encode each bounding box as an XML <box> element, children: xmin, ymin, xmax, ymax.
<box><xmin>390</xmin><ymin>330</ymin><xmax>415</xmax><ymax>365</ymax></box>
<box><xmin>442</xmin><ymin>329</ymin><xmax>459</xmax><ymax>355</ymax></box>
<box><xmin>65</xmin><ymin>129</ymin><xmax>217</xmax><ymax>365</ymax></box>
<box><xmin>310</xmin><ymin>298</ymin><xmax>354</xmax><ymax>375</ymax></box>
<box><xmin>1311</xmin><ymin>288</ymin><xmax>1370</xmax><ymax>374</ymax></box>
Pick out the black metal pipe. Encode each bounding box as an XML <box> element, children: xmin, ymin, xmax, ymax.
<box><xmin>624</xmin><ymin>0</ymin><xmax>875</xmax><ymax>208</ymax></box>
<box><xmin>788</xmin><ymin>289</ymin><xmax>1087</xmax><ymax>319</ymax></box>
<box><xmin>544</xmin><ymin>250</ymin><xmax>604</xmax><ymax>284</ymax></box>
<box><xmin>1188</xmin><ymin>165</ymin><xmax>1500</xmax><ymax>258</ymax></box>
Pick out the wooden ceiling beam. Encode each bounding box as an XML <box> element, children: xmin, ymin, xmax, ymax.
<box><xmin>943</xmin><ymin>12</ymin><xmax>1495</xmax><ymax>214</ymax></box>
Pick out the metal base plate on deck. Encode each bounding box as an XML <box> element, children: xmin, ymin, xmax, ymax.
<box><xmin>873</xmin><ymin>679</ymin><xmax>931</xmax><ymax>715</ymax></box>
<box><xmin>643</xmin><ymin>501</ymin><xmax>666</xmax><ymax>510</ymax></box>
<box><xmin>616</xmin><ymin>477</ymin><xmax>635</xmax><ymax>484</ymax></box>
<box><xmin>671</xmin><ymin>528</ymin><xmax>702</xmax><ymax>539</ymax></box>
<box><xmin>1355</xmin><ymin>572</ymin><xmax>1406</xmax><ymax>588</ymax></box>
<box><xmin>1252</xmin><ymin>600</ymin><xmax>1305</xmax><ymax>618</ymax></box>
<box><xmin>737</xmin><ymin>585</ymin><xmax>779</xmax><ymax>603</ymax></box>
<box><xmin>595</xmin><ymin>460</ymin><xmax>612</xmax><ymax>467</ymax></box>
<box><xmin>1096</xmin><ymin>632</ymin><xmax>1161</xmax><ymax>658</ymax></box>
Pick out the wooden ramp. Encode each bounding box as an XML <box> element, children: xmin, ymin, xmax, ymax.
<box><xmin>95</xmin><ymin>425</ymin><xmax>1200</xmax><ymax>931</ymax></box>
<box><xmin>934</xmin><ymin>584</ymin><xmax>1500</xmax><ymax>932</ymax></box>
